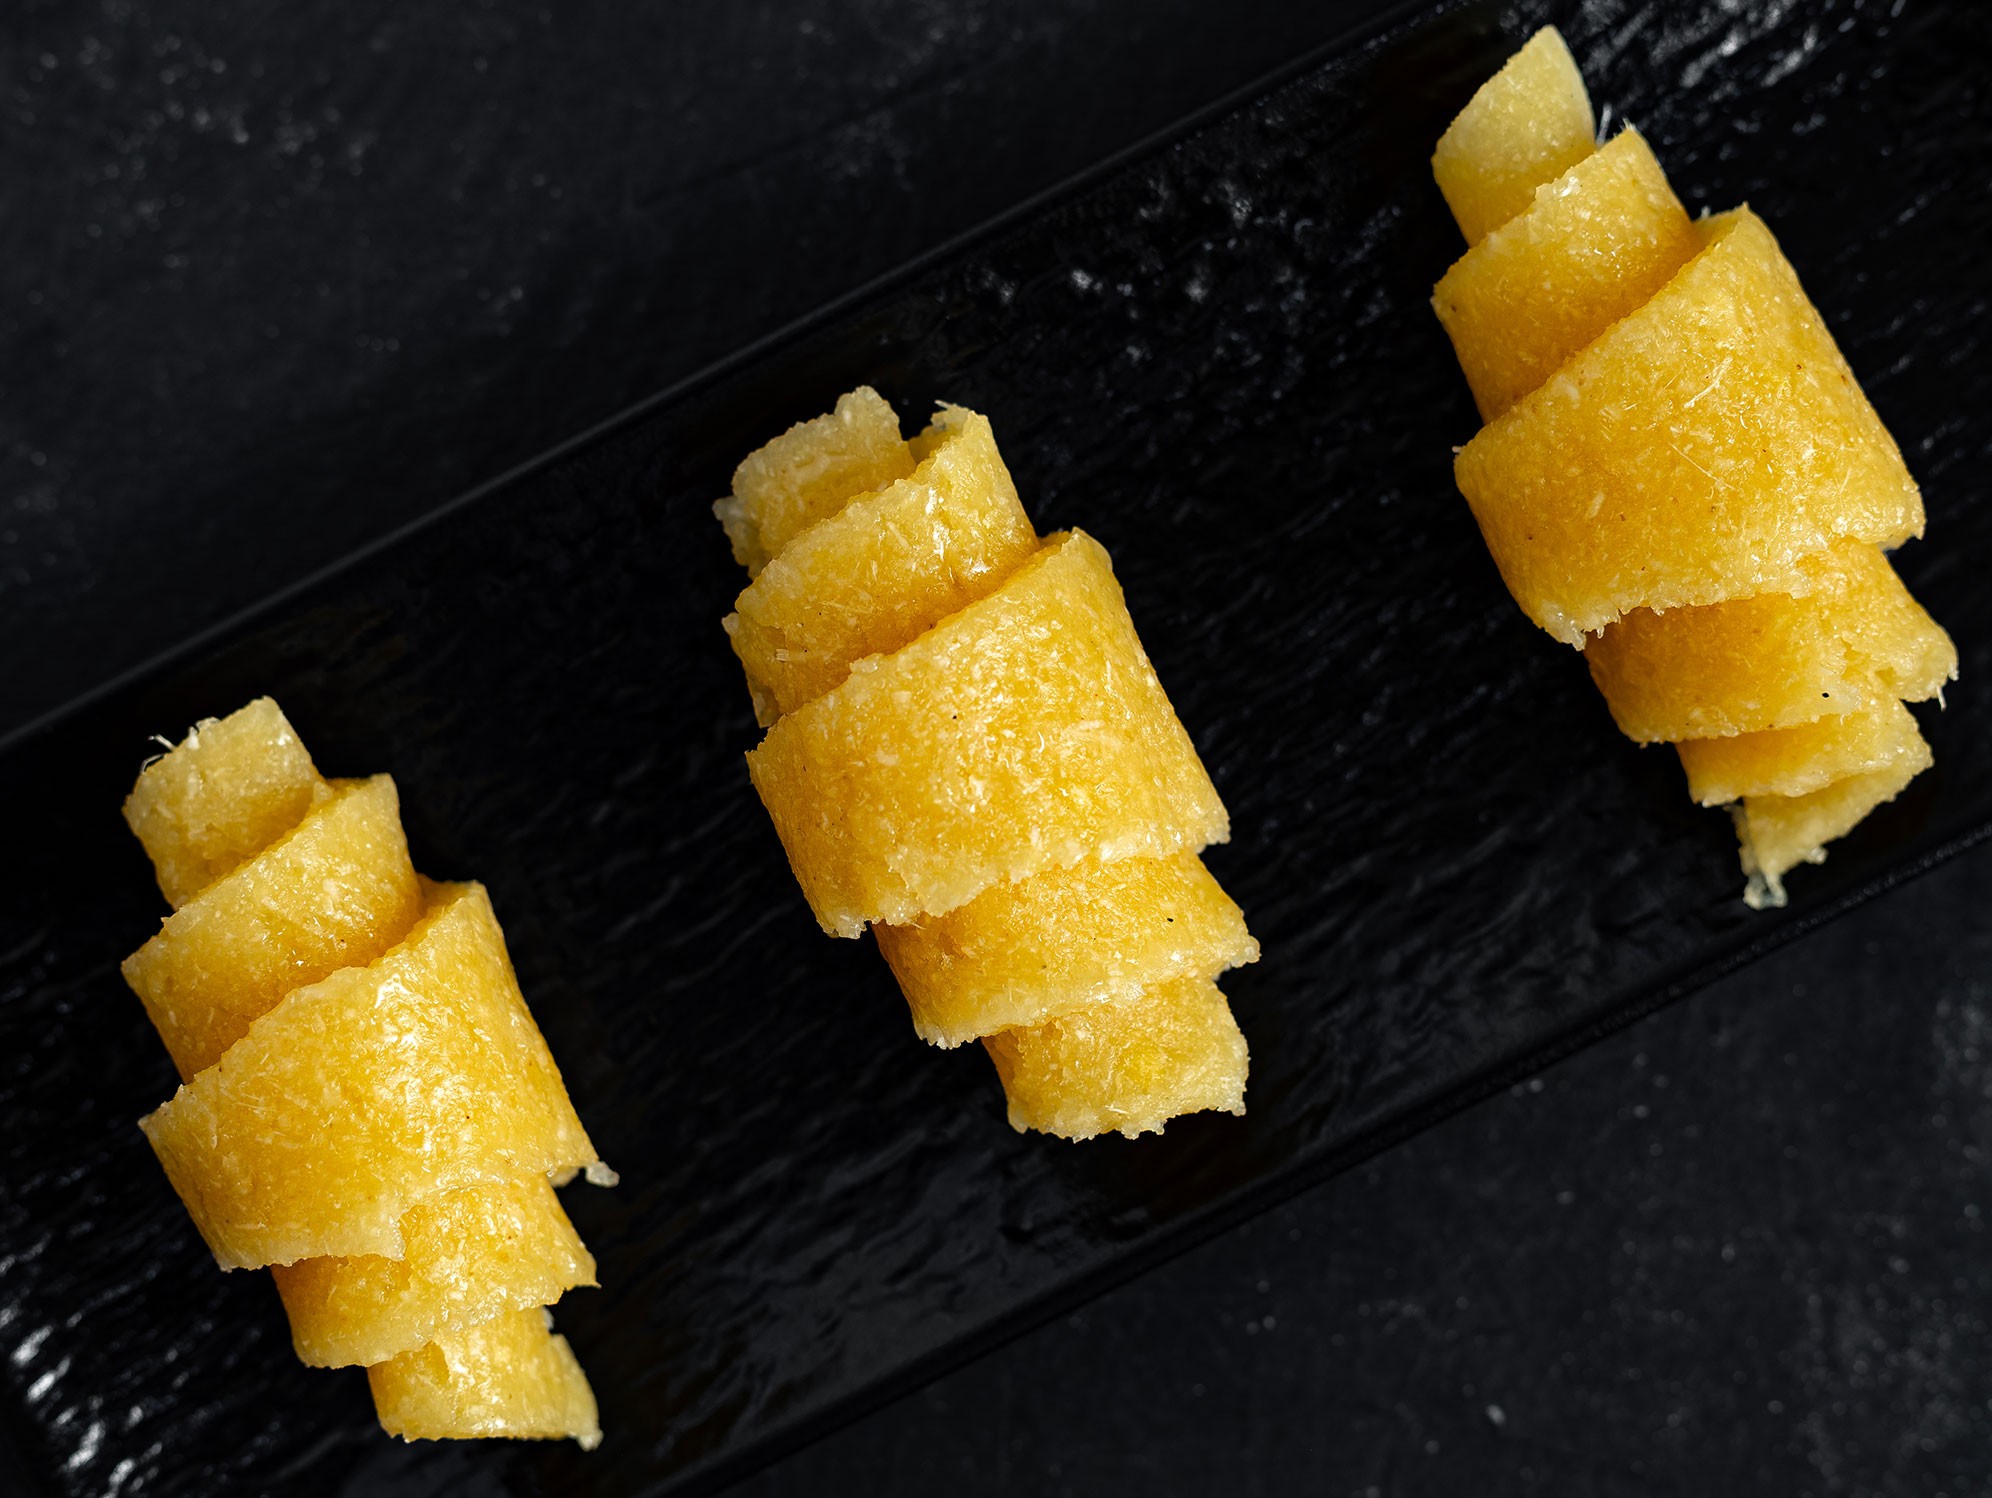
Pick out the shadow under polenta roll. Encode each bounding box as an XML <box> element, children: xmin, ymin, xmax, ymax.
<box><xmin>715</xmin><ymin>389</ymin><xmax>1258</xmax><ymax>1139</ymax></box>
<box><xmin>121</xmin><ymin>698</ymin><xmax>610</xmax><ymax>1447</ymax></box>
<box><xmin>1431</xmin><ymin>27</ymin><xmax>1956</xmax><ymax>907</ymax></box>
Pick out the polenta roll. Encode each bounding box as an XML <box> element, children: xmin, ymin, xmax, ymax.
<box><xmin>717</xmin><ymin>390</ymin><xmax>1256</xmax><ymax>1139</ymax></box>
<box><xmin>122</xmin><ymin>699</ymin><xmax>607</xmax><ymax>1448</ymax></box>
<box><xmin>1432</xmin><ymin>27</ymin><xmax>1955</xmax><ymax>906</ymax></box>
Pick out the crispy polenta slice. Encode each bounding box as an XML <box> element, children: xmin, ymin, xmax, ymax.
<box><xmin>1736</xmin><ymin>747</ymin><xmax>1932</xmax><ymax>910</ymax></box>
<box><xmin>1434</xmin><ymin>128</ymin><xmax>1698</xmax><ymax>421</ymax></box>
<box><xmin>748</xmin><ymin>531</ymin><xmax>1228</xmax><ymax>935</ymax></box>
<box><xmin>714</xmin><ymin>385</ymin><xmax>915</xmax><ymax>576</ymax></box>
<box><xmin>123</xmin><ymin>697</ymin><xmax>327</xmax><ymax>908</ymax></box>
<box><xmin>985</xmin><ymin>974</ymin><xmax>1248</xmax><ymax>1141</ymax></box>
<box><xmin>1432</xmin><ymin>26</ymin><xmax>1596</xmax><ymax>247</ymax></box>
<box><xmin>273</xmin><ymin>1174</ymin><xmax>596</xmax><ymax>1369</ymax></box>
<box><xmin>122</xmin><ymin>775</ymin><xmax>424</xmax><ymax>1080</ymax></box>
<box><xmin>1677</xmin><ymin>693</ymin><xmax>1927</xmax><ymax>806</ymax></box>
<box><xmin>877</xmin><ymin>852</ymin><xmax>1256</xmax><ymax>1047</ymax></box>
<box><xmin>1586</xmin><ymin>541</ymin><xmax>1956</xmax><ymax>743</ymax></box>
<box><xmin>369</xmin><ymin>1306</ymin><xmax>601</xmax><ymax>1449</ymax></box>
<box><xmin>141</xmin><ymin>881</ymin><xmax>600</xmax><ymax>1270</ymax></box>
<box><xmin>726</xmin><ymin>404</ymin><xmax>1039</xmax><ymax>725</ymax></box>
<box><xmin>1456</xmin><ymin>210</ymin><xmax>1924</xmax><ymax>643</ymax></box>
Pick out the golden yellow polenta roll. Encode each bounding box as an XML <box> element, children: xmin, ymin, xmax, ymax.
<box><xmin>715</xmin><ymin>385</ymin><xmax>915</xmax><ymax>576</ymax></box>
<box><xmin>984</xmin><ymin>974</ymin><xmax>1249</xmax><ymax>1141</ymax></box>
<box><xmin>1432</xmin><ymin>26</ymin><xmax>1596</xmax><ymax>247</ymax></box>
<box><xmin>1435</xmin><ymin>28</ymin><xmax>1953</xmax><ymax>905</ymax></box>
<box><xmin>726</xmin><ymin>405</ymin><xmax>1039</xmax><ymax>725</ymax></box>
<box><xmin>123</xmin><ymin>702</ymin><xmax>607</xmax><ymax>1444</ymax></box>
<box><xmin>1456</xmin><ymin>209</ymin><xmax>1924</xmax><ymax>645</ymax></box>
<box><xmin>1434</xmin><ymin>128</ymin><xmax>1697</xmax><ymax>422</ymax></box>
<box><xmin>719</xmin><ymin>391</ymin><xmax>1254</xmax><ymax>1139</ymax></box>
<box><xmin>141</xmin><ymin>880</ymin><xmax>600</xmax><ymax>1270</ymax></box>
<box><xmin>272</xmin><ymin>1175</ymin><xmax>595</xmax><ymax>1368</ymax></box>
<box><xmin>877</xmin><ymin>851</ymin><xmax>1256</xmax><ymax>1047</ymax></box>
<box><xmin>1676</xmin><ymin>693</ymin><xmax>1928</xmax><ymax>806</ymax></box>
<box><xmin>1585</xmin><ymin>541</ymin><xmax>1956</xmax><ymax>743</ymax></box>
<box><xmin>748</xmin><ymin>530</ymin><xmax>1230</xmax><ymax>937</ymax></box>
<box><xmin>369</xmin><ymin>1306</ymin><xmax>602</xmax><ymax>1450</ymax></box>
<box><xmin>122</xmin><ymin>775</ymin><xmax>424</xmax><ymax>1080</ymax></box>
<box><xmin>123</xmin><ymin>697</ymin><xmax>328</xmax><ymax>908</ymax></box>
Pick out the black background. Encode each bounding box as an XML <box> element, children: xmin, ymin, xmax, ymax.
<box><xmin>4</xmin><ymin>1</ymin><xmax>1988</xmax><ymax>1494</ymax></box>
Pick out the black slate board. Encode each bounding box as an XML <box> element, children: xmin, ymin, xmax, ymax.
<box><xmin>3</xmin><ymin>0</ymin><xmax>1988</xmax><ymax>1493</ymax></box>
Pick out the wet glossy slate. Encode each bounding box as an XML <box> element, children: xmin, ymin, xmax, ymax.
<box><xmin>2</xmin><ymin>0</ymin><xmax>1988</xmax><ymax>1493</ymax></box>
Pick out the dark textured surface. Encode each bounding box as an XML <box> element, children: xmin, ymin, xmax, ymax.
<box><xmin>741</xmin><ymin>835</ymin><xmax>1992</xmax><ymax>1497</ymax></box>
<box><xmin>2</xmin><ymin>1</ymin><xmax>1989</xmax><ymax>1495</ymax></box>
<box><xmin>0</xmin><ymin>0</ymin><xmax>1354</xmax><ymax>737</ymax></box>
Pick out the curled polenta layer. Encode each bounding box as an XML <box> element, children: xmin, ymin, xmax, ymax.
<box><xmin>122</xmin><ymin>699</ymin><xmax>606</xmax><ymax>1448</ymax></box>
<box><xmin>1433</xmin><ymin>27</ymin><xmax>1955</xmax><ymax>907</ymax></box>
<box><xmin>718</xmin><ymin>391</ymin><xmax>1257</xmax><ymax>1139</ymax></box>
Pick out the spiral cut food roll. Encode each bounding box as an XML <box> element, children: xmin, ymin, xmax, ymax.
<box><xmin>718</xmin><ymin>389</ymin><xmax>1256</xmax><ymax>1138</ymax></box>
<box><xmin>1431</xmin><ymin>28</ymin><xmax>1956</xmax><ymax>908</ymax></box>
<box><xmin>121</xmin><ymin>699</ymin><xmax>609</xmax><ymax>1447</ymax></box>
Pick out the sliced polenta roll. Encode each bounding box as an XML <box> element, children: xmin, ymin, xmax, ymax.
<box><xmin>121</xmin><ymin>699</ymin><xmax>607</xmax><ymax>1447</ymax></box>
<box><xmin>1432</xmin><ymin>27</ymin><xmax>1952</xmax><ymax>905</ymax></box>
<box><xmin>717</xmin><ymin>390</ymin><xmax>1256</xmax><ymax>1138</ymax></box>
